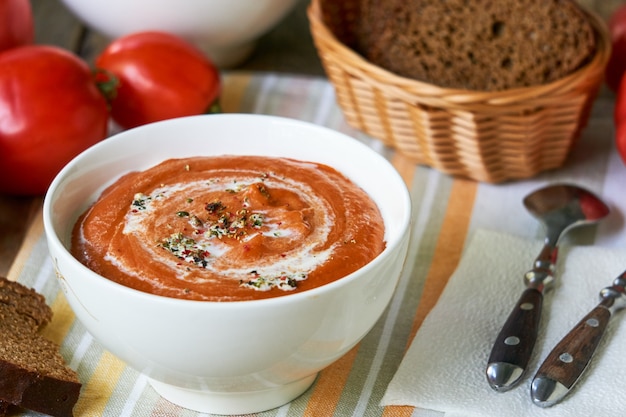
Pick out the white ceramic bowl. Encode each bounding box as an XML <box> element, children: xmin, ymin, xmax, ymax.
<box><xmin>58</xmin><ymin>0</ymin><xmax>299</xmax><ymax>67</ymax></box>
<box><xmin>43</xmin><ymin>114</ymin><xmax>411</xmax><ymax>414</ymax></box>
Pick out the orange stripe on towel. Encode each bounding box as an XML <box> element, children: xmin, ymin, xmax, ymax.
<box><xmin>303</xmin><ymin>345</ymin><xmax>360</xmax><ymax>417</ymax></box>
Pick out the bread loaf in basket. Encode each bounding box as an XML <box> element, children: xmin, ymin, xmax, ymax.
<box><xmin>308</xmin><ymin>0</ymin><xmax>611</xmax><ymax>183</ymax></box>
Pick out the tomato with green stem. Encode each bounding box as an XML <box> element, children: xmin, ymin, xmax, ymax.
<box><xmin>95</xmin><ymin>31</ymin><xmax>221</xmax><ymax>130</ymax></box>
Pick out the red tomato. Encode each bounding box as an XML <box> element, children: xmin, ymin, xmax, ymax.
<box><xmin>605</xmin><ymin>4</ymin><xmax>626</xmax><ymax>92</ymax></box>
<box><xmin>0</xmin><ymin>45</ymin><xmax>109</xmax><ymax>195</ymax></box>
<box><xmin>95</xmin><ymin>31</ymin><xmax>221</xmax><ymax>130</ymax></box>
<box><xmin>0</xmin><ymin>0</ymin><xmax>33</xmax><ymax>52</ymax></box>
<box><xmin>615</xmin><ymin>74</ymin><xmax>626</xmax><ymax>125</ymax></box>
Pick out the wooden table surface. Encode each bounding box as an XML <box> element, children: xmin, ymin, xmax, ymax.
<box><xmin>0</xmin><ymin>0</ymin><xmax>620</xmax><ymax>276</ymax></box>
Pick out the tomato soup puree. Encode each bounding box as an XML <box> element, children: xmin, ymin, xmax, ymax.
<box><xmin>72</xmin><ymin>156</ymin><xmax>385</xmax><ymax>301</ymax></box>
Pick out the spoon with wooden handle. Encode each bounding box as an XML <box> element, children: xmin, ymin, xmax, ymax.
<box><xmin>530</xmin><ymin>270</ymin><xmax>626</xmax><ymax>407</ymax></box>
<box><xmin>485</xmin><ymin>184</ymin><xmax>610</xmax><ymax>392</ymax></box>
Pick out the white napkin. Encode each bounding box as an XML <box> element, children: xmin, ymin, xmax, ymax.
<box><xmin>382</xmin><ymin>229</ymin><xmax>626</xmax><ymax>417</ymax></box>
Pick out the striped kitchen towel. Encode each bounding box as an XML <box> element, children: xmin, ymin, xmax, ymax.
<box><xmin>7</xmin><ymin>72</ymin><xmax>626</xmax><ymax>416</ymax></box>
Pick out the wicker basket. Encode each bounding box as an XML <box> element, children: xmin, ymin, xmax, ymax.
<box><xmin>308</xmin><ymin>0</ymin><xmax>611</xmax><ymax>183</ymax></box>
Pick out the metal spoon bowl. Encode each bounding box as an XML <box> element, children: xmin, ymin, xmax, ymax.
<box><xmin>522</xmin><ymin>184</ymin><xmax>610</xmax><ymax>292</ymax></box>
<box><xmin>486</xmin><ymin>184</ymin><xmax>610</xmax><ymax>392</ymax></box>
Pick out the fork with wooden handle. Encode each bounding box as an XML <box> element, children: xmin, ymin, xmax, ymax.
<box><xmin>530</xmin><ymin>271</ymin><xmax>626</xmax><ymax>407</ymax></box>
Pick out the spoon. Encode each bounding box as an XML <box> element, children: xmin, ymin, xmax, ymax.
<box><xmin>531</xmin><ymin>270</ymin><xmax>626</xmax><ymax>407</ymax></box>
<box><xmin>485</xmin><ymin>184</ymin><xmax>610</xmax><ymax>392</ymax></box>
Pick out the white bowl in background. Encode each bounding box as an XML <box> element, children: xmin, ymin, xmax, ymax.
<box><xmin>43</xmin><ymin>114</ymin><xmax>411</xmax><ymax>414</ymax></box>
<box><xmin>58</xmin><ymin>0</ymin><xmax>300</xmax><ymax>67</ymax></box>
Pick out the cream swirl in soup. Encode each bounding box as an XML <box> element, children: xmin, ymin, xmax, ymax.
<box><xmin>72</xmin><ymin>156</ymin><xmax>385</xmax><ymax>301</ymax></box>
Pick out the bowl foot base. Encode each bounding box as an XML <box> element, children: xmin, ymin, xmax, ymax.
<box><xmin>148</xmin><ymin>373</ymin><xmax>317</xmax><ymax>414</ymax></box>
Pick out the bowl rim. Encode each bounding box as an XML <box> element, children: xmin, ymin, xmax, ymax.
<box><xmin>43</xmin><ymin>113</ymin><xmax>412</xmax><ymax>308</ymax></box>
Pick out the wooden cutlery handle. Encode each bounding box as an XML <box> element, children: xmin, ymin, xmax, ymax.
<box><xmin>531</xmin><ymin>305</ymin><xmax>611</xmax><ymax>407</ymax></box>
<box><xmin>486</xmin><ymin>288</ymin><xmax>543</xmax><ymax>392</ymax></box>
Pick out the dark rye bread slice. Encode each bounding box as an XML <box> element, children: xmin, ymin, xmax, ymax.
<box><xmin>356</xmin><ymin>0</ymin><xmax>597</xmax><ymax>91</ymax></box>
<box><xmin>0</xmin><ymin>277</ymin><xmax>81</xmax><ymax>417</ymax></box>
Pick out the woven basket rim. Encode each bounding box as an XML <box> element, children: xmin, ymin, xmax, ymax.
<box><xmin>308</xmin><ymin>0</ymin><xmax>611</xmax><ymax>104</ymax></box>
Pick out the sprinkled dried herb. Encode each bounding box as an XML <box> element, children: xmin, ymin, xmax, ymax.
<box><xmin>131</xmin><ymin>193</ymin><xmax>151</xmax><ymax>211</ymax></box>
<box><xmin>205</xmin><ymin>201</ymin><xmax>225</xmax><ymax>213</ymax></box>
<box><xmin>206</xmin><ymin>211</ymin><xmax>264</xmax><ymax>239</ymax></box>
<box><xmin>189</xmin><ymin>215</ymin><xmax>203</xmax><ymax>228</ymax></box>
<box><xmin>239</xmin><ymin>271</ymin><xmax>307</xmax><ymax>291</ymax></box>
<box><xmin>158</xmin><ymin>232</ymin><xmax>211</xmax><ymax>268</ymax></box>
<box><xmin>130</xmin><ymin>192</ymin><xmax>166</xmax><ymax>212</ymax></box>
<box><xmin>202</xmin><ymin>200</ymin><xmax>265</xmax><ymax>239</ymax></box>
<box><xmin>257</xmin><ymin>184</ymin><xmax>270</xmax><ymax>198</ymax></box>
